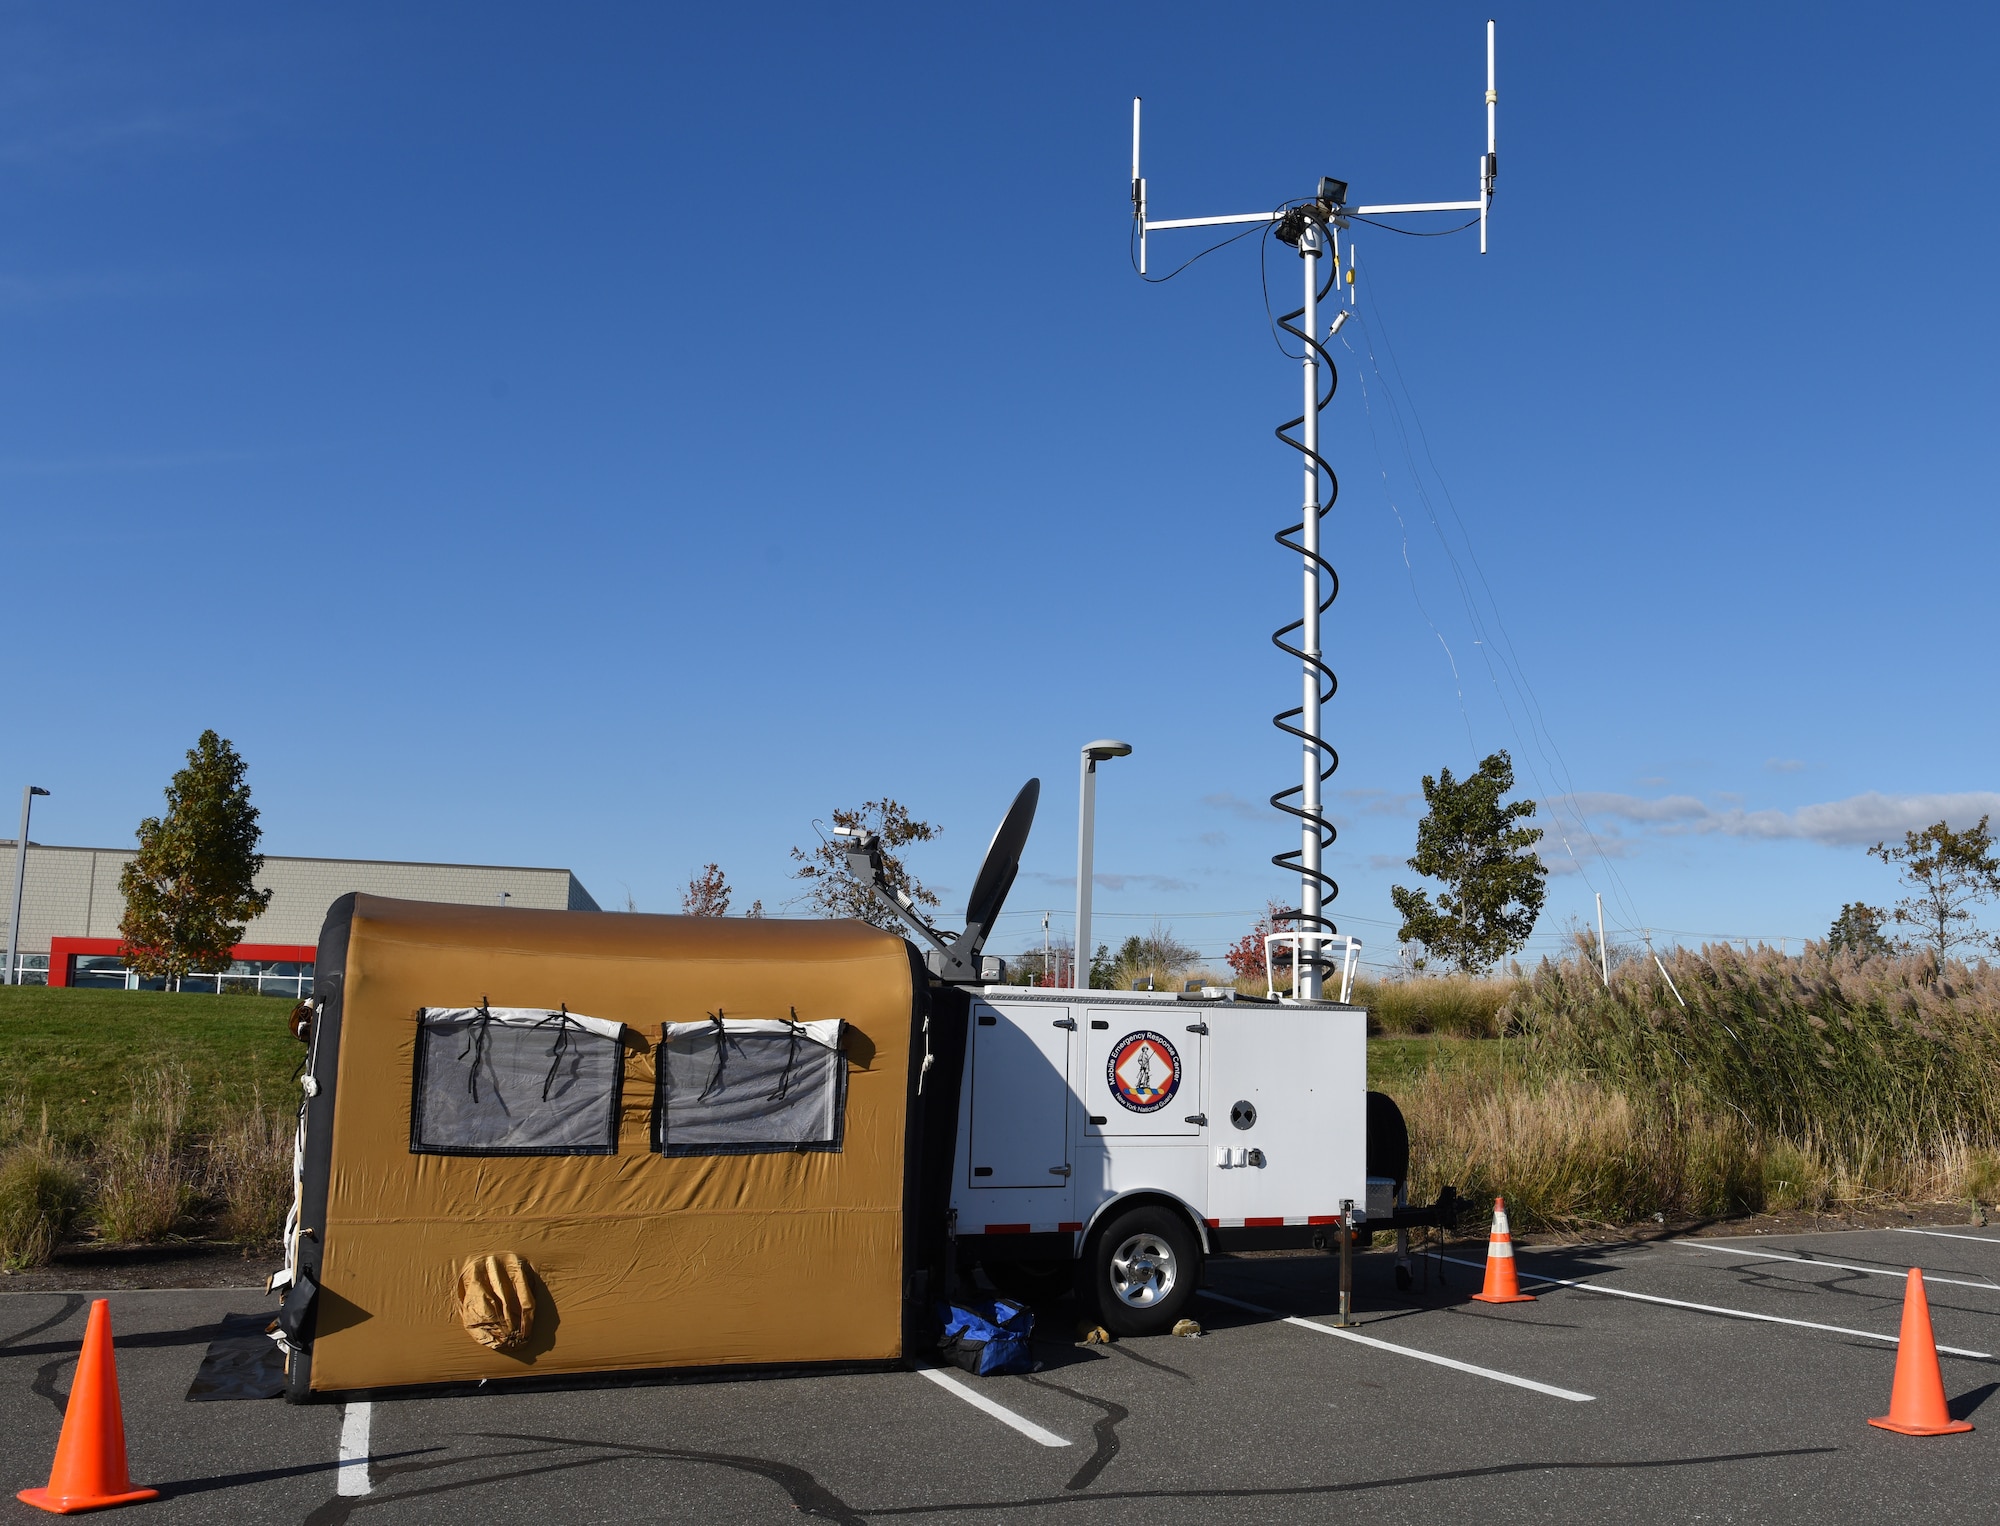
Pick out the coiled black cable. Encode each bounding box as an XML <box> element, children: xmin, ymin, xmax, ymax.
<box><xmin>1268</xmin><ymin>222</ymin><xmax>1342</xmax><ymax>975</ymax></box>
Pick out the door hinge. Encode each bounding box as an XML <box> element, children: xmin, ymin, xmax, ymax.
<box><xmin>1049</xmin><ymin>1164</ymin><xmax>1072</xmax><ymax>1177</ymax></box>
<box><xmin>1053</xmin><ymin>1018</ymin><xmax>1076</xmax><ymax>1030</ymax></box>
<box><xmin>1185</xmin><ymin>1114</ymin><xmax>1208</xmax><ymax>1126</ymax></box>
<box><xmin>1186</xmin><ymin>1021</ymin><xmax>1209</xmax><ymax>1035</ymax></box>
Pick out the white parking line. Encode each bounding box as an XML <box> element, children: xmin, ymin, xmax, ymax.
<box><xmin>336</xmin><ymin>1401</ymin><xmax>373</xmax><ymax>1496</ymax></box>
<box><xmin>1199</xmin><ymin>1290</ymin><xmax>1594</xmax><ymax>1402</ymax></box>
<box><xmin>1675</xmin><ymin>1238</ymin><xmax>2000</xmax><ymax>1291</ymax></box>
<box><xmin>1897</xmin><ymin>1227</ymin><xmax>2000</xmax><ymax>1247</ymax></box>
<box><xmin>916</xmin><ymin>1366</ymin><xmax>1070</xmax><ymax>1448</ymax></box>
<box><xmin>1441</xmin><ymin>1255</ymin><xmax>1992</xmax><ymax>1358</ymax></box>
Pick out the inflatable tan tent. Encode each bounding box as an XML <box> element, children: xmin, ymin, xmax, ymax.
<box><xmin>276</xmin><ymin>889</ymin><xmax>974</xmax><ymax>1399</ymax></box>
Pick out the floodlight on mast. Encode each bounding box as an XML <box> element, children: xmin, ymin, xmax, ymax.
<box><xmin>1132</xmin><ymin>20</ymin><xmax>1498</xmax><ymax>1001</ymax></box>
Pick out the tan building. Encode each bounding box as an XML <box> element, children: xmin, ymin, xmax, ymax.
<box><xmin>1</xmin><ymin>841</ymin><xmax>597</xmax><ymax>995</ymax></box>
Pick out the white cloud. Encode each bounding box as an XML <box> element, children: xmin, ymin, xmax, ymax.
<box><xmin>1558</xmin><ymin>791</ymin><xmax>2000</xmax><ymax>848</ymax></box>
<box><xmin>1764</xmin><ymin>758</ymin><xmax>1808</xmax><ymax>775</ymax></box>
<box><xmin>1019</xmin><ymin>870</ymin><xmax>1197</xmax><ymax>893</ymax></box>
<box><xmin>1202</xmin><ymin>792</ymin><xmax>1267</xmax><ymax>822</ymax></box>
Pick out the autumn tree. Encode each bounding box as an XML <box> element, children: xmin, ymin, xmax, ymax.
<box><xmin>790</xmin><ymin>799</ymin><xmax>939</xmax><ymax>927</ymax></box>
<box><xmin>1224</xmin><ymin>902</ymin><xmax>1296</xmax><ymax>985</ymax></box>
<box><xmin>1390</xmin><ymin>750</ymin><xmax>1546</xmax><ymax>975</ymax></box>
<box><xmin>680</xmin><ymin>864</ymin><xmax>731</xmax><ymax>917</ymax></box>
<box><xmin>1826</xmin><ymin>901</ymin><xmax>1892</xmax><ymax>959</ymax></box>
<box><xmin>1868</xmin><ymin>817</ymin><xmax>2000</xmax><ymax>962</ymax></box>
<box><xmin>119</xmin><ymin>731</ymin><xmax>274</xmax><ymax>990</ymax></box>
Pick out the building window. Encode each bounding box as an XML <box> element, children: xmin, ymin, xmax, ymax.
<box><xmin>70</xmin><ymin>955</ymin><xmax>135</xmax><ymax>990</ymax></box>
<box><xmin>62</xmin><ymin>955</ymin><xmax>313</xmax><ymax>997</ymax></box>
<box><xmin>4</xmin><ymin>953</ymin><xmax>47</xmax><ymax>986</ymax></box>
<box><xmin>652</xmin><ymin>1016</ymin><xmax>846</xmax><ymax>1157</ymax></box>
<box><xmin>411</xmin><ymin>1006</ymin><xmax>626</xmax><ymax>1156</ymax></box>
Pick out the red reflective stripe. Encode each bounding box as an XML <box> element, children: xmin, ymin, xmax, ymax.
<box><xmin>1058</xmin><ymin>1221</ymin><xmax>1083</xmax><ymax>1232</ymax></box>
<box><xmin>983</xmin><ymin>1224</ymin><xmax>1032</xmax><ymax>1235</ymax></box>
<box><xmin>1244</xmin><ymin>1216</ymin><xmax>1285</xmax><ymax>1228</ymax></box>
<box><xmin>1306</xmin><ymin>1215</ymin><xmax>1340</xmax><ymax>1225</ymax></box>
<box><xmin>1205</xmin><ymin>1218</ymin><xmax>1221</xmax><ymax>1228</ymax></box>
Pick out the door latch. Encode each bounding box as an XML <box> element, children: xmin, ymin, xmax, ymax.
<box><xmin>1049</xmin><ymin>1164</ymin><xmax>1071</xmax><ymax>1177</ymax></box>
<box><xmin>1053</xmin><ymin>1018</ymin><xmax>1076</xmax><ymax>1030</ymax></box>
<box><xmin>1185</xmin><ymin>1114</ymin><xmax>1208</xmax><ymax>1127</ymax></box>
<box><xmin>1186</xmin><ymin>1021</ymin><xmax>1209</xmax><ymax>1035</ymax></box>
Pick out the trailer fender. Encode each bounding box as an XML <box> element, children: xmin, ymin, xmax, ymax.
<box><xmin>1079</xmin><ymin>1188</ymin><xmax>1212</xmax><ymax>1259</ymax></box>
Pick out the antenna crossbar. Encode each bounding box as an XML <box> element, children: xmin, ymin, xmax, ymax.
<box><xmin>1140</xmin><ymin>200</ymin><xmax>1480</xmax><ymax>235</ymax></box>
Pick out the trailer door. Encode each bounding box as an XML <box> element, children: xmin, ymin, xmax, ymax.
<box><xmin>1084</xmin><ymin>1010</ymin><xmax>1204</xmax><ymax>1137</ymax></box>
<box><xmin>966</xmin><ymin>1000</ymin><xmax>1073</xmax><ymax>1188</ymax></box>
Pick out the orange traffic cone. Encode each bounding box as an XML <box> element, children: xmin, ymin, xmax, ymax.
<box><xmin>17</xmin><ymin>1299</ymin><xmax>159</xmax><ymax>1514</ymax></box>
<box><xmin>1869</xmin><ymin>1268</ymin><xmax>1973</xmax><ymax>1436</ymax></box>
<box><xmin>1469</xmin><ymin>1196</ymin><xmax>1536</xmax><ymax>1304</ymax></box>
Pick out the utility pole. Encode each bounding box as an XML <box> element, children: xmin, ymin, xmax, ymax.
<box><xmin>1595</xmin><ymin>891</ymin><xmax>1609</xmax><ymax>987</ymax></box>
<box><xmin>1134</xmin><ymin>21</ymin><xmax>1497</xmax><ymax>999</ymax></box>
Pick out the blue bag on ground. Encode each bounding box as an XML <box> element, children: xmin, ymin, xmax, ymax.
<box><xmin>937</xmin><ymin>1297</ymin><xmax>1035</xmax><ymax>1376</ymax></box>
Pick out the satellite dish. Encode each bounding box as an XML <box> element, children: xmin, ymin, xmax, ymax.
<box><xmin>960</xmin><ymin>778</ymin><xmax>1040</xmax><ymax>949</ymax></box>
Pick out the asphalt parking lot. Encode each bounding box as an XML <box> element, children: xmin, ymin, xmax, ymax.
<box><xmin>6</xmin><ymin>1226</ymin><xmax>2000</xmax><ymax>1525</ymax></box>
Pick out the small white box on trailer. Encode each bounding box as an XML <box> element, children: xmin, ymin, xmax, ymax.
<box><xmin>1203</xmin><ymin>1005</ymin><xmax>1366</xmax><ymax>1230</ymax></box>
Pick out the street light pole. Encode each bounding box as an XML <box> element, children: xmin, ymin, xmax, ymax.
<box><xmin>1074</xmin><ymin>740</ymin><xmax>1132</xmax><ymax>992</ymax></box>
<box><xmin>6</xmin><ymin>786</ymin><xmax>49</xmax><ymax>987</ymax></box>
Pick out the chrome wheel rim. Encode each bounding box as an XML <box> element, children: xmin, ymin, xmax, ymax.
<box><xmin>1107</xmin><ymin>1232</ymin><xmax>1178</xmax><ymax>1308</ymax></box>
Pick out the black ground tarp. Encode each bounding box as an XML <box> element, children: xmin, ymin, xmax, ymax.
<box><xmin>185</xmin><ymin>1313</ymin><xmax>285</xmax><ymax>1401</ymax></box>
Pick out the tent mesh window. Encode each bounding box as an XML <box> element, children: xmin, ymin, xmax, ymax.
<box><xmin>653</xmin><ymin>1015</ymin><xmax>846</xmax><ymax>1157</ymax></box>
<box><xmin>411</xmin><ymin>1007</ymin><xmax>625</xmax><ymax>1156</ymax></box>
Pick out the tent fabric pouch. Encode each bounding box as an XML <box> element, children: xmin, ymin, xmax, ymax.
<box><xmin>653</xmin><ymin>1016</ymin><xmax>846</xmax><ymax>1156</ymax></box>
<box><xmin>411</xmin><ymin>1006</ymin><xmax>626</xmax><ymax>1156</ymax></box>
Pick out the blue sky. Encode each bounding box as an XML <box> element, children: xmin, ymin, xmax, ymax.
<box><xmin>4</xmin><ymin>3</ymin><xmax>1997</xmax><ymax>970</ymax></box>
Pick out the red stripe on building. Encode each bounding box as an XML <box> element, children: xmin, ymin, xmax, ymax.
<box><xmin>1306</xmin><ymin>1215</ymin><xmax>1340</xmax><ymax>1225</ymax></box>
<box><xmin>1057</xmin><ymin>1221</ymin><xmax>1083</xmax><ymax>1232</ymax></box>
<box><xmin>982</xmin><ymin>1223</ymin><xmax>1032</xmax><ymax>1235</ymax></box>
<box><xmin>1243</xmin><ymin>1216</ymin><xmax>1285</xmax><ymax>1227</ymax></box>
<box><xmin>1205</xmin><ymin>1218</ymin><xmax>1220</xmax><ymax>1228</ymax></box>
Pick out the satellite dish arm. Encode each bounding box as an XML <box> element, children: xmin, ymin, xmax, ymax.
<box><xmin>838</xmin><ymin>829</ymin><xmax>980</xmax><ymax>980</ymax></box>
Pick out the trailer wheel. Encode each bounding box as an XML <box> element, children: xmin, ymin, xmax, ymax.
<box><xmin>1081</xmin><ymin>1205</ymin><xmax>1200</xmax><ymax>1337</ymax></box>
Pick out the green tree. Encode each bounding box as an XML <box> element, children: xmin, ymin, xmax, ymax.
<box><xmin>1112</xmin><ymin>924</ymin><xmax>1198</xmax><ymax>989</ymax></box>
<box><xmin>1868</xmin><ymin>816</ymin><xmax>2000</xmax><ymax>962</ymax></box>
<box><xmin>1389</xmin><ymin>750</ymin><xmax>1547</xmax><ymax>975</ymax></box>
<box><xmin>1088</xmin><ymin>941</ymin><xmax>1115</xmax><ymax>989</ymax></box>
<box><xmin>790</xmin><ymin>799</ymin><xmax>939</xmax><ymax>927</ymax></box>
<box><xmin>118</xmin><ymin>731</ymin><xmax>274</xmax><ymax>990</ymax></box>
<box><xmin>1826</xmin><ymin>901</ymin><xmax>1892</xmax><ymax>958</ymax></box>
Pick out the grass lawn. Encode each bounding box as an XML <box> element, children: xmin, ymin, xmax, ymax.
<box><xmin>0</xmin><ymin>983</ymin><xmax>1478</xmax><ymax>1143</ymax></box>
<box><xmin>1367</xmin><ymin>1034</ymin><xmax>1502</xmax><ymax>1099</ymax></box>
<box><xmin>0</xmin><ymin>985</ymin><xmax>303</xmax><ymax>1145</ymax></box>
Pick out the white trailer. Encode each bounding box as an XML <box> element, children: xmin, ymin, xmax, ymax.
<box><xmin>950</xmin><ymin>986</ymin><xmax>1437</xmax><ymax>1335</ymax></box>
<box><xmin>840</xmin><ymin>778</ymin><xmax>1455</xmax><ymax>1337</ymax></box>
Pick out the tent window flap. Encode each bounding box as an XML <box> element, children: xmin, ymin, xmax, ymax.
<box><xmin>654</xmin><ymin>1017</ymin><xmax>846</xmax><ymax>1156</ymax></box>
<box><xmin>411</xmin><ymin>1006</ymin><xmax>625</xmax><ymax>1156</ymax></box>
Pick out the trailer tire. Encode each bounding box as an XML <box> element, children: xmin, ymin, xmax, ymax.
<box><xmin>1080</xmin><ymin>1205</ymin><xmax>1201</xmax><ymax>1337</ymax></box>
<box><xmin>1365</xmin><ymin>1091</ymin><xmax>1410</xmax><ymax>1189</ymax></box>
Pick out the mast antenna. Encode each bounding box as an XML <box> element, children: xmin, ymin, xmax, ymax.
<box><xmin>1133</xmin><ymin>19</ymin><xmax>1498</xmax><ymax>1000</ymax></box>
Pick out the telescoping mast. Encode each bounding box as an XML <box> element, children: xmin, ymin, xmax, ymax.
<box><xmin>1132</xmin><ymin>20</ymin><xmax>1498</xmax><ymax>1000</ymax></box>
